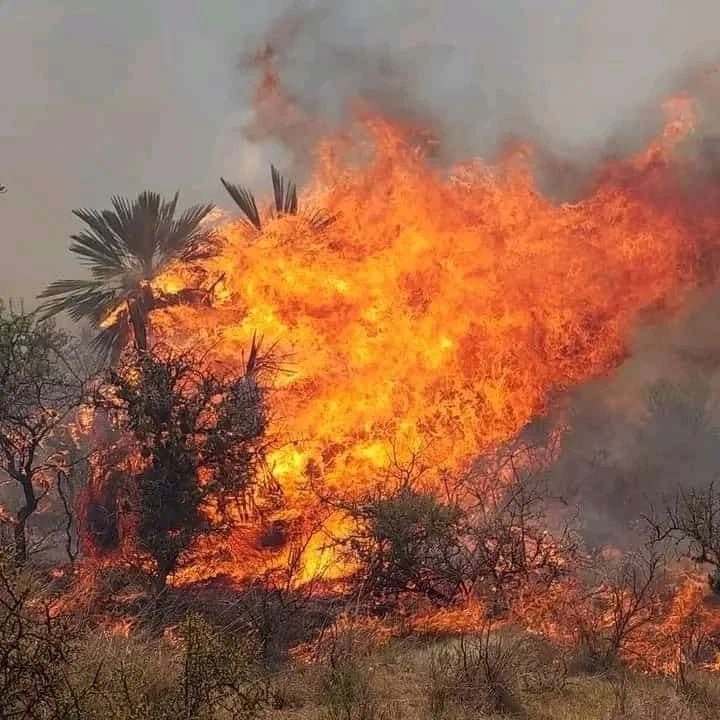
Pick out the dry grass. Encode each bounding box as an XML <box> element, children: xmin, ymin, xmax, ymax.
<box><xmin>248</xmin><ymin>630</ymin><xmax>720</xmax><ymax>720</ymax></box>
<box><xmin>6</xmin><ymin>584</ymin><xmax>720</xmax><ymax>720</ymax></box>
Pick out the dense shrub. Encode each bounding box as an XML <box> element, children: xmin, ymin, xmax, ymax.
<box><xmin>339</xmin><ymin>441</ymin><xmax>575</xmax><ymax>610</ymax></box>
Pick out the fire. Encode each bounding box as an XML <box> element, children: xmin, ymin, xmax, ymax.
<box><xmin>136</xmin><ymin>92</ymin><xmax>720</xmax><ymax>585</ymax></box>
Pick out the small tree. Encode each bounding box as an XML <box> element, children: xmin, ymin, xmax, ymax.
<box><xmin>647</xmin><ymin>481</ymin><xmax>720</xmax><ymax>594</ymax></box>
<box><xmin>95</xmin><ymin>341</ymin><xmax>272</xmax><ymax>594</ymax></box>
<box><xmin>0</xmin><ymin>305</ymin><xmax>86</xmax><ymax>565</ymax></box>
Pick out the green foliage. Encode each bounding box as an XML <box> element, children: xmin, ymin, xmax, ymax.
<box><xmin>98</xmin><ymin>344</ymin><xmax>270</xmax><ymax>591</ymax></box>
<box><xmin>343</xmin><ymin>483</ymin><xmax>465</xmax><ymax>604</ymax></box>
<box><xmin>38</xmin><ymin>191</ymin><xmax>217</xmax><ymax>359</ymax></box>
<box><xmin>340</xmin><ymin>446</ymin><xmax>573</xmax><ymax>608</ymax></box>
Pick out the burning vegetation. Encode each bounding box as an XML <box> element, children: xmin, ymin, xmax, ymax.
<box><xmin>7</xmin><ymin>77</ymin><xmax>720</xmax><ymax>718</ymax></box>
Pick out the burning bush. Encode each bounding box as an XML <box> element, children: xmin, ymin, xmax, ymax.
<box><xmin>649</xmin><ymin>481</ymin><xmax>720</xmax><ymax>595</ymax></box>
<box><xmin>338</xmin><ymin>440</ymin><xmax>575</xmax><ymax>612</ymax></box>
<box><xmin>90</xmin><ymin>340</ymin><xmax>274</xmax><ymax>594</ymax></box>
<box><xmin>569</xmin><ymin>548</ymin><xmax>667</xmax><ymax>673</ymax></box>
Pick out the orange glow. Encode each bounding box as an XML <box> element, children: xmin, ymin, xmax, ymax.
<box><xmin>140</xmin><ymin>92</ymin><xmax>720</xmax><ymax>584</ymax></box>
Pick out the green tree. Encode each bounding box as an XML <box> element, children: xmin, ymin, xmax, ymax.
<box><xmin>0</xmin><ymin>304</ymin><xmax>86</xmax><ymax>564</ymax></box>
<box><xmin>96</xmin><ymin>341</ymin><xmax>271</xmax><ymax>594</ymax></box>
<box><xmin>38</xmin><ymin>192</ymin><xmax>216</xmax><ymax>360</ymax></box>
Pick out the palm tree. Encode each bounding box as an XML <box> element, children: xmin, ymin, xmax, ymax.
<box><xmin>220</xmin><ymin>164</ymin><xmax>336</xmax><ymax>232</ymax></box>
<box><xmin>38</xmin><ymin>192</ymin><xmax>215</xmax><ymax>360</ymax></box>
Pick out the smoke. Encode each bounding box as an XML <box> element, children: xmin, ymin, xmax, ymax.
<box><xmin>4</xmin><ymin>0</ymin><xmax>720</xmax><ymax>302</ymax></box>
<box><xmin>226</xmin><ymin>1</ymin><xmax>720</xmax><ymax>545</ymax></box>
<box><xmin>234</xmin><ymin>1</ymin><xmax>720</xmax><ymax>192</ymax></box>
<box><xmin>545</xmin><ymin>292</ymin><xmax>720</xmax><ymax>548</ymax></box>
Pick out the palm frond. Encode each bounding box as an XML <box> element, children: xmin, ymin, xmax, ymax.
<box><xmin>305</xmin><ymin>209</ymin><xmax>338</xmax><ymax>232</ymax></box>
<box><xmin>37</xmin><ymin>279</ymin><xmax>121</xmax><ymax>324</ymax></box>
<box><xmin>221</xmin><ymin>178</ymin><xmax>262</xmax><ymax>230</ymax></box>
<box><xmin>113</xmin><ymin>191</ymin><xmax>163</xmax><ymax>266</ymax></box>
<box><xmin>70</xmin><ymin>209</ymin><xmax>128</xmax><ymax>275</ymax></box>
<box><xmin>161</xmin><ymin>202</ymin><xmax>216</xmax><ymax>262</ymax></box>
<box><xmin>245</xmin><ymin>331</ymin><xmax>260</xmax><ymax>376</ymax></box>
<box><xmin>224</xmin><ymin>166</ymin><xmax>336</xmax><ymax>236</ymax></box>
<box><xmin>38</xmin><ymin>278</ymin><xmax>103</xmax><ymax>302</ymax></box>
<box><xmin>91</xmin><ymin>313</ymin><xmax>131</xmax><ymax>363</ymax></box>
<box><xmin>271</xmin><ymin>164</ymin><xmax>298</xmax><ymax>215</ymax></box>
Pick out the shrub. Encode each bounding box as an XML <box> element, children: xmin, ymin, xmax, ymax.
<box><xmin>341</xmin><ymin>482</ymin><xmax>465</xmax><ymax>606</ymax></box>
<box><xmin>90</xmin><ymin>613</ymin><xmax>264</xmax><ymax>720</ymax></box>
<box><xmin>0</xmin><ymin>562</ymin><xmax>97</xmax><ymax>719</ymax></box>
<box><xmin>338</xmin><ymin>440</ymin><xmax>576</xmax><ymax>611</ymax></box>
<box><xmin>426</xmin><ymin>628</ymin><xmax>526</xmax><ymax>718</ymax></box>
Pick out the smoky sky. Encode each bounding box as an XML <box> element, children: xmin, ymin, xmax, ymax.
<box><xmin>4</xmin><ymin>0</ymin><xmax>720</xmax><ymax>303</ymax></box>
<box><xmin>545</xmin><ymin>290</ymin><xmax>720</xmax><ymax>548</ymax></box>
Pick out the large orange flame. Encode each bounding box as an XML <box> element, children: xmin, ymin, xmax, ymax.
<box><xmin>136</xmin><ymin>93</ymin><xmax>720</xmax><ymax>584</ymax></box>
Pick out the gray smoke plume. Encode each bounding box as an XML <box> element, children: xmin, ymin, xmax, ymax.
<box><xmin>547</xmin><ymin>291</ymin><xmax>720</xmax><ymax>548</ymax></box>
<box><xmin>4</xmin><ymin>0</ymin><xmax>720</xmax><ymax>302</ymax></box>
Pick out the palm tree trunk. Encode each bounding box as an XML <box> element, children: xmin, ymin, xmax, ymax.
<box><xmin>127</xmin><ymin>298</ymin><xmax>148</xmax><ymax>351</ymax></box>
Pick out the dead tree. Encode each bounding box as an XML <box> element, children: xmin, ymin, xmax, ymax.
<box><xmin>646</xmin><ymin>480</ymin><xmax>720</xmax><ymax>593</ymax></box>
<box><xmin>565</xmin><ymin>546</ymin><xmax>666</xmax><ymax>671</ymax></box>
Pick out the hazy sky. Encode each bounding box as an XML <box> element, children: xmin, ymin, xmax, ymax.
<box><xmin>3</xmin><ymin>1</ymin><xmax>720</xmax><ymax>304</ymax></box>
